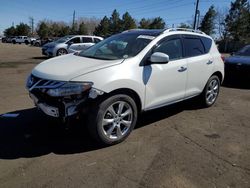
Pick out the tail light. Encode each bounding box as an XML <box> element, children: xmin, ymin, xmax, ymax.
<box><xmin>221</xmin><ymin>55</ymin><xmax>225</xmax><ymax>62</ymax></box>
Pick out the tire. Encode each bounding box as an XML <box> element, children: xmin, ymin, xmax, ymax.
<box><xmin>34</xmin><ymin>42</ymin><xmax>40</xmax><ymax>47</ymax></box>
<box><xmin>56</xmin><ymin>48</ymin><xmax>68</xmax><ymax>56</ymax></box>
<box><xmin>25</xmin><ymin>40</ymin><xmax>29</xmax><ymax>45</ymax></box>
<box><xmin>200</xmin><ymin>75</ymin><xmax>220</xmax><ymax>107</ymax></box>
<box><xmin>12</xmin><ymin>40</ymin><xmax>16</xmax><ymax>44</ymax></box>
<box><xmin>87</xmin><ymin>94</ymin><xmax>138</xmax><ymax>145</ymax></box>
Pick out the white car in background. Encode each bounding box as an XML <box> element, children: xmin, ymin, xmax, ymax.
<box><xmin>27</xmin><ymin>28</ymin><xmax>224</xmax><ymax>145</ymax></box>
<box><xmin>42</xmin><ymin>35</ymin><xmax>103</xmax><ymax>57</ymax></box>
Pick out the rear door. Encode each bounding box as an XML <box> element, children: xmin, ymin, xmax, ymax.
<box><xmin>79</xmin><ymin>37</ymin><xmax>95</xmax><ymax>51</ymax></box>
<box><xmin>183</xmin><ymin>35</ymin><xmax>214</xmax><ymax>97</ymax></box>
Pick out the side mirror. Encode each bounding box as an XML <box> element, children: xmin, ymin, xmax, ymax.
<box><xmin>149</xmin><ymin>52</ymin><xmax>169</xmax><ymax>64</ymax></box>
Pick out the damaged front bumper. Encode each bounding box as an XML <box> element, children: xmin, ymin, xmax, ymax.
<box><xmin>29</xmin><ymin>93</ymin><xmax>87</xmax><ymax>118</ymax></box>
<box><xmin>26</xmin><ymin>75</ymin><xmax>104</xmax><ymax>118</ymax></box>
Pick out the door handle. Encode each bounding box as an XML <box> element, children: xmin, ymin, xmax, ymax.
<box><xmin>207</xmin><ymin>60</ymin><xmax>213</xmax><ymax>65</ymax></box>
<box><xmin>178</xmin><ymin>66</ymin><xmax>187</xmax><ymax>72</ymax></box>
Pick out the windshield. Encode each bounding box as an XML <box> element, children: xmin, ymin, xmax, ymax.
<box><xmin>235</xmin><ymin>45</ymin><xmax>250</xmax><ymax>56</ymax></box>
<box><xmin>55</xmin><ymin>36</ymin><xmax>73</xmax><ymax>43</ymax></box>
<box><xmin>79</xmin><ymin>33</ymin><xmax>155</xmax><ymax>60</ymax></box>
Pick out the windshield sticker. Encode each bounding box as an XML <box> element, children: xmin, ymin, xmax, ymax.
<box><xmin>137</xmin><ymin>35</ymin><xmax>155</xmax><ymax>40</ymax></box>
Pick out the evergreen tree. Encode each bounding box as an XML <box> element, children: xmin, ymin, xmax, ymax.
<box><xmin>225</xmin><ymin>0</ymin><xmax>250</xmax><ymax>42</ymax></box>
<box><xmin>139</xmin><ymin>17</ymin><xmax>165</xmax><ymax>29</ymax></box>
<box><xmin>149</xmin><ymin>17</ymin><xmax>165</xmax><ymax>29</ymax></box>
<box><xmin>93</xmin><ymin>16</ymin><xmax>111</xmax><ymax>37</ymax></box>
<box><xmin>121</xmin><ymin>12</ymin><xmax>136</xmax><ymax>31</ymax></box>
<box><xmin>109</xmin><ymin>9</ymin><xmax>122</xmax><ymax>34</ymax></box>
<box><xmin>199</xmin><ymin>5</ymin><xmax>217</xmax><ymax>35</ymax></box>
<box><xmin>4</xmin><ymin>26</ymin><xmax>16</xmax><ymax>37</ymax></box>
<box><xmin>78</xmin><ymin>22</ymin><xmax>88</xmax><ymax>35</ymax></box>
<box><xmin>15</xmin><ymin>23</ymin><xmax>30</xmax><ymax>36</ymax></box>
<box><xmin>139</xmin><ymin>18</ymin><xmax>151</xmax><ymax>29</ymax></box>
<box><xmin>37</xmin><ymin>22</ymin><xmax>49</xmax><ymax>38</ymax></box>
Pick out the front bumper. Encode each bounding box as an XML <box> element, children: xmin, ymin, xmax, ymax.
<box><xmin>29</xmin><ymin>92</ymin><xmax>88</xmax><ymax>118</ymax></box>
<box><xmin>42</xmin><ymin>48</ymin><xmax>54</xmax><ymax>57</ymax></box>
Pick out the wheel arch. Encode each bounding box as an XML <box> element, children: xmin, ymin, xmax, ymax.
<box><xmin>99</xmin><ymin>88</ymin><xmax>142</xmax><ymax>112</ymax></box>
<box><xmin>211</xmin><ymin>71</ymin><xmax>223</xmax><ymax>84</ymax></box>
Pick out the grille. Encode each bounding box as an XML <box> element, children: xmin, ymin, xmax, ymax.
<box><xmin>27</xmin><ymin>74</ymin><xmax>65</xmax><ymax>91</ymax></box>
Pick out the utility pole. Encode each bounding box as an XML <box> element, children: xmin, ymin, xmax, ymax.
<box><xmin>29</xmin><ymin>17</ymin><xmax>34</xmax><ymax>36</ymax></box>
<box><xmin>72</xmin><ymin>10</ymin><xmax>76</xmax><ymax>33</ymax></box>
<box><xmin>193</xmin><ymin>0</ymin><xmax>200</xmax><ymax>30</ymax></box>
<box><xmin>196</xmin><ymin>10</ymin><xmax>200</xmax><ymax>30</ymax></box>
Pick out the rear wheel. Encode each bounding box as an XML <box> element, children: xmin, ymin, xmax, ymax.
<box><xmin>56</xmin><ymin>48</ymin><xmax>68</xmax><ymax>56</ymax></box>
<box><xmin>201</xmin><ymin>75</ymin><xmax>220</xmax><ymax>107</ymax></box>
<box><xmin>12</xmin><ymin>40</ymin><xmax>16</xmax><ymax>44</ymax></box>
<box><xmin>87</xmin><ymin>94</ymin><xmax>138</xmax><ymax>145</ymax></box>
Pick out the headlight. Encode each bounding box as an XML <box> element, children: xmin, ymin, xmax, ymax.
<box><xmin>47</xmin><ymin>82</ymin><xmax>93</xmax><ymax>97</ymax></box>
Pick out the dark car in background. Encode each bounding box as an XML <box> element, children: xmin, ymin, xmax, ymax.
<box><xmin>224</xmin><ymin>45</ymin><xmax>250</xmax><ymax>81</ymax></box>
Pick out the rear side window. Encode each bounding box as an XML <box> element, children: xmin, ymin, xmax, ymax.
<box><xmin>82</xmin><ymin>37</ymin><xmax>93</xmax><ymax>43</ymax></box>
<box><xmin>94</xmin><ymin>38</ymin><xmax>101</xmax><ymax>43</ymax></box>
<box><xmin>183</xmin><ymin>37</ymin><xmax>205</xmax><ymax>57</ymax></box>
<box><xmin>201</xmin><ymin>37</ymin><xmax>212</xmax><ymax>53</ymax></box>
<box><xmin>154</xmin><ymin>38</ymin><xmax>183</xmax><ymax>61</ymax></box>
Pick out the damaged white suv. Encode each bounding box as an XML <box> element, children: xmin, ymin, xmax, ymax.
<box><xmin>26</xmin><ymin>28</ymin><xmax>224</xmax><ymax>145</ymax></box>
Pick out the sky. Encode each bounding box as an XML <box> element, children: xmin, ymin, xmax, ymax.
<box><xmin>0</xmin><ymin>0</ymin><xmax>234</xmax><ymax>35</ymax></box>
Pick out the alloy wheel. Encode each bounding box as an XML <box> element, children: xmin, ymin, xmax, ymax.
<box><xmin>101</xmin><ymin>101</ymin><xmax>133</xmax><ymax>141</ymax></box>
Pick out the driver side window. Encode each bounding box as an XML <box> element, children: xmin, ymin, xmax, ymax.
<box><xmin>68</xmin><ymin>37</ymin><xmax>81</xmax><ymax>44</ymax></box>
<box><xmin>154</xmin><ymin>38</ymin><xmax>183</xmax><ymax>61</ymax></box>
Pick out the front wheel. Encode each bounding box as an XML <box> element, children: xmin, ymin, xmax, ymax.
<box><xmin>56</xmin><ymin>48</ymin><xmax>68</xmax><ymax>56</ymax></box>
<box><xmin>87</xmin><ymin>94</ymin><xmax>138</xmax><ymax>145</ymax></box>
<box><xmin>201</xmin><ymin>75</ymin><xmax>220</xmax><ymax>107</ymax></box>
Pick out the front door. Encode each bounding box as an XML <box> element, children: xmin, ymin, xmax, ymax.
<box><xmin>145</xmin><ymin>37</ymin><xmax>187</xmax><ymax>110</ymax></box>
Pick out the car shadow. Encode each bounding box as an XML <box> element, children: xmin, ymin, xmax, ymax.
<box><xmin>0</xmin><ymin>99</ymin><xmax>203</xmax><ymax>160</ymax></box>
<box><xmin>32</xmin><ymin>56</ymin><xmax>49</xmax><ymax>60</ymax></box>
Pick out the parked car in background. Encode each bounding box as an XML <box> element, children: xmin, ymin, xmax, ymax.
<box><xmin>32</xmin><ymin>38</ymin><xmax>53</xmax><ymax>47</ymax></box>
<box><xmin>12</xmin><ymin>36</ymin><xmax>30</xmax><ymax>44</ymax></box>
<box><xmin>1</xmin><ymin>37</ymin><xmax>7</xmax><ymax>43</ymax></box>
<box><xmin>42</xmin><ymin>35</ymin><xmax>103</xmax><ymax>57</ymax></box>
<box><xmin>67</xmin><ymin>36</ymin><xmax>103</xmax><ymax>54</ymax></box>
<box><xmin>6</xmin><ymin>36</ymin><xmax>16</xmax><ymax>43</ymax></box>
<box><xmin>224</xmin><ymin>45</ymin><xmax>250</xmax><ymax>79</ymax></box>
<box><xmin>27</xmin><ymin>28</ymin><xmax>224</xmax><ymax>145</ymax></box>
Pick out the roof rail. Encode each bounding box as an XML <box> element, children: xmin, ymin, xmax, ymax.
<box><xmin>163</xmin><ymin>28</ymin><xmax>205</xmax><ymax>34</ymax></box>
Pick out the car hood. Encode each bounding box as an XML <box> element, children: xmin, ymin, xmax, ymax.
<box><xmin>32</xmin><ymin>54</ymin><xmax>124</xmax><ymax>81</ymax></box>
<box><xmin>225</xmin><ymin>55</ymin><xmax>250</xmax><ymax>65</ymax></box>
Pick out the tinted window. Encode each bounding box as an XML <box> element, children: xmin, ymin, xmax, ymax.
<box><xmin>94</xmin><ymin>38</ymin><xmax>101</xmax><ymax>43</ymax></box>
<box><xmin>154</xmin><ymin>38</ymin><xmax>183</xmax><ymax>60</ymax></box>
<box><xmin>68</xmin><ymin>37</ymin><xmax>81</xmax><ymax>44</ymax></box>
<box><xmin>184</xmin><ymin>37</ymin><xmax>205</xmax><ymax>57</ymax></box>
<box><xmin>201</xmin><ymin>37</ymin><xmax>212</xmax><ymax>53</ymax></box>
<box><xmin>82</xmin><ymin>37</ymin><xmax>93</xmax><ymax>43</ymax></box>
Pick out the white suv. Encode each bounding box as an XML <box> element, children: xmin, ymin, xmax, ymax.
<box><xmin>26</xmin><ymin>28</ymin><xmax>224</xmax><ymax>145</ymax></box>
